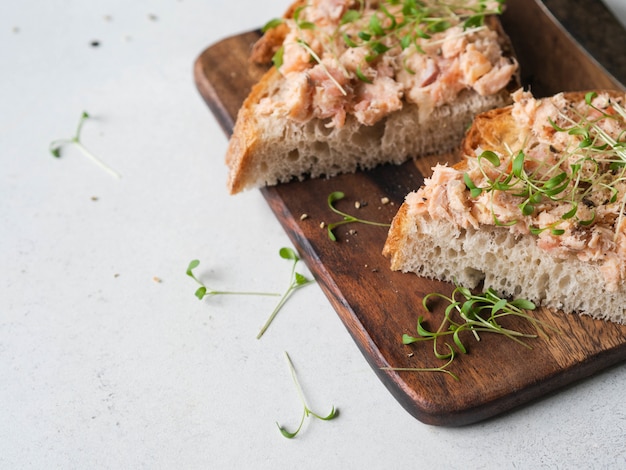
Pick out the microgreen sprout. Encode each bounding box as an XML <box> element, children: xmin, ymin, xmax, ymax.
<box><xmin>463</xmin><ymin>92</ymin><xmax>626</xmax><ymax>236</ymax></box>
<box><xmin>187</xmin><ymin>249</ymin><xmax>315</xmax><ymax>339</ymax></box>
<box><xmin>384</xmin><ymin>281</ymin><xmax>557</xmax><ymax>379</ymax></box>
<box><xmin>325</xmin><ymin>191</ymin><xmax>391</xmax><ymax>241</ymax></box>
<box><xmin>276</xmin><ymin>351</ymin><xmax>338</xmax><ymax>439</ymax></box>
<box><xmin>49</xmin><ymin>111</ymin><xmax>121</xmax><ymax>179</ymax></box>
<box><xmin>256</xmin><ymin>247</ymin><xmax>315</xmax><ymax>339</ymax></box>
<box><xmin>186</xmin><ymin>259</ymin><xmax>280</xmax><ymax>300</ymax></box>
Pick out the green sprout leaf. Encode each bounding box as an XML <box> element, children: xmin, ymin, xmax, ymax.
<box><xmin>279</xmin><ymin>246</ymin><xmax>299</xmax><ymax>261</ymax></box>
<box><xmin>464</xmin><ymin>173</ymin><xmax>483</xmax><ymax>198</ymax></box>
<box><xmin>272</xmin><ymin>45</ymin><xmax>285</xmax><ymax>69</ymax></box>
<box><xmin>340</xmin><ymin>9</ymin><xmax>360</xmax><ymax>25</ymax></box>
<box><xmin>478</xmin><ymin>150</ymin><xmax>501</xmax><ymax>168</ymax></box>
<box><xmin>294</xmin><ymin>272</ymin><xmax>308</xmax><ymax>285</ymax></box>
<box><xmin>261</xmin><ymin>17</ymin><xmax>284</xmax><ymax>32</ymax></box>
<box><xmin>186</xmin><ymin>259</ymin><xmax>200</xmax><ymax>277</ymax></box>
<box><xmin>194</xmin><ymin>286</ymin><xmax>207</xmax><ymax>300</ymax></box>
<box><xmin>355</xmin><ymin>65</ymin><xmax>373</xmax><ymax>83</ymax></box>
<box><xmin>510</xmin><ymin>298</ymin><xmax>537</xmax><ymax>310</ymax></box>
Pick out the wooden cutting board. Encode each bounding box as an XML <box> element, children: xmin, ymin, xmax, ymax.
<box><xmin>194</xmin><ymin>0</ymin><xmax>626</xmax><ymax>426</ymax></box>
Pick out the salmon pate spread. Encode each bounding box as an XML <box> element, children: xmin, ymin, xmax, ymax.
<box><xmin>258</xmin><ymin>0</ymin><xmax>518</xmax><ymax>128</ymax></box>
<box><xmin>410</xmin><ymin>90</ymin><xmax>626</xmax><ymax>290</ymax></box>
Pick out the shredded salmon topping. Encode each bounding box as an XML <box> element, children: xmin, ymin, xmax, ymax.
<box><xmin>263</xmin><ymin>0</ymin><xmax>517</xmax><ymax>128</ymax></box>
<box><xmin>412</xmin><ymin>90</ymin><xmax>626</xmax><ymax>290</ymax></box>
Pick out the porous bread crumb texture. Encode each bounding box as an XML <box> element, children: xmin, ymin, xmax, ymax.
<box><xmin>238</xmin><ymin>89</ymin><xmax>510</xmax><ymax>191</ymax></box>
<box><xmin>387</xmin><ymin>215</ymin><xmax>626</xmax><ymax>324</ymax></box>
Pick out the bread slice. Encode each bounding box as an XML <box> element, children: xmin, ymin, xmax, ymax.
<box><xmin>383</xmin><ymin>89</ymin><xmax>626</xmax><ymax>324</ymax></box>
<box><xmin>226</xmin><ymin>1</ymin><xmax>520</xmax><ymax>194</ymax></box>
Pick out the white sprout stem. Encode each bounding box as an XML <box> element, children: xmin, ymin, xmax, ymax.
<box><xmin>284</xmin><ymin>352</ymin><xmax>310</xmax><ymax>412</ymax></box>
<box><xmin>614</xmin><ymin>193</ymin><xmax>626</xmax><ymax>243</ymax></box>
<box><xmin>420</xmin><ymin>25</ymin><xmax>488</xmax><ymax>48</ymax></box>
<box><xmin>593</xmin><ymin>124</ymin><xmax>626</xmax><ymax>161</ymax></box>
<box><xmin>75</xmin><ymin>141</ymin><xmax>121</xmax><ymax>179</ymax></box>
<box><xmin>612</xmin><ymin>100</ymin><xmax>626</xmax><ymax>121</ymax></box>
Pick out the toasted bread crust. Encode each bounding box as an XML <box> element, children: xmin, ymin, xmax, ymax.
<box><xmin>226</xmin><ymin>67</ymin><xmax>283</xmax><ymax>194</ymax></box>
<box><xmin>381</xmin><ymin>201</ymin><xmax>409</xmax><ymax>265</ymax></box>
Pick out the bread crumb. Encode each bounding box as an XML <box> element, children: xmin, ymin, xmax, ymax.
<box><xmin>354</xmin><ymin>201</ymin><xmax>361</xmax><ymax>209</ymax></box>
<box><xmin>320</xmin><ymin>222</ymin><xmax>326</xmax><ymax>229</ymax></box>
<box><xmin>300</xmin><ymin>213</ymin><xmax>309</xmax><ymax>221</ymax></box>
<box><xmin>348</xmin><ymin>229</ymin><xmax>357</xmax><ymax>235</ymax></box>
<box><xmin>381</xmin><ymin>197</ymin><xmax>390</xmax><ymax>205</ymax></box>
<box><xmin>152</xmin><ymin>276</ymin><xmax>162</xmax><ymax>283</ymax></box>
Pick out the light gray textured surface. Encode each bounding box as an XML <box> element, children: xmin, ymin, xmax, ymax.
<box><xmin>2</xmin><ymin>1</ymin><xmax>625</xmax><ymax>468</ymax></box>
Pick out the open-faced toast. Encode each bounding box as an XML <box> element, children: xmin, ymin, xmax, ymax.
<box><xmin>383</xmin><ymin>89</ymin><xmax>626</xmax><ymax>323</ymax></box>
<box><xmin>225</xmin><ymin>0</ymin><xmax>520</xmax><ymax>194</ymax></box>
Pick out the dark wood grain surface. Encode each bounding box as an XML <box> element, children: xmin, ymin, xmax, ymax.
<box><xmin>193</xmin><ymin>0</ymin><xmax>626</xmax><ymax>426</ymax></box>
